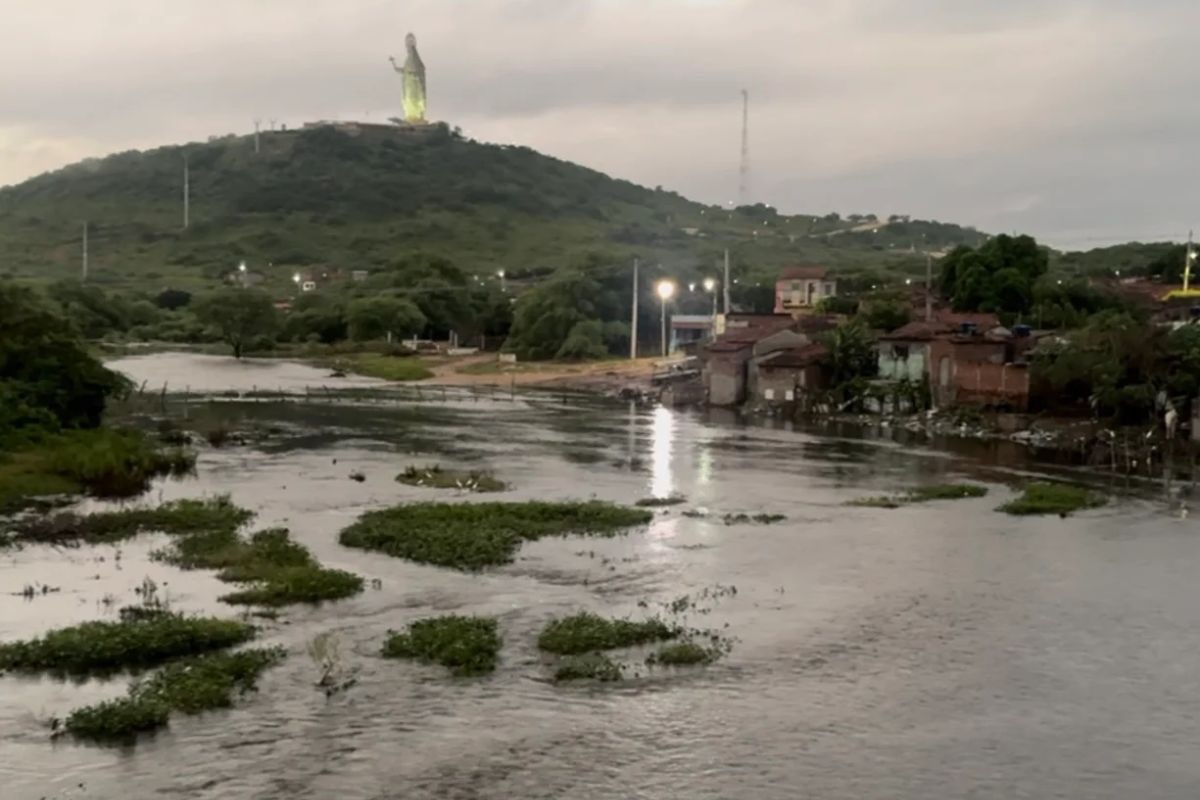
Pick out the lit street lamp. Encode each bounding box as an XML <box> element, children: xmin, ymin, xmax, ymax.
<box><xmin>703</xmin><ymin>277</ymin><xmax>718</xmax><ymax>339</ymax></box>
<box><xmin>656</xmin><ymin>280</ymin><xmax>676</xmax><ymax>357</ymax></box>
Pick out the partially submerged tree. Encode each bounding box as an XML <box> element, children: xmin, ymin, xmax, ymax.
<box><xmin>194</xmin><ymin>289</ymin><xmax>279</xmax><ymax>359</ymax></box>
<box><xmin>347</xmin><ymin>296</ymin><xmax>426</xmax><ymax>342</ymax></box>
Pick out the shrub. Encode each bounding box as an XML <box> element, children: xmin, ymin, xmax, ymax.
<box><xmin>396</xmin><ymin>465</ymin><xmax>508</xmax><ymax>493</ymax></box>
<box><xmin>998</xmin><ymin>483</ymin><xmax>1105</xmax><ymax>516</ymax></box>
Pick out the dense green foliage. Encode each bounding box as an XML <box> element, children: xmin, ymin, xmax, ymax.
<box><xmin>999</xmin><ymin>483</ymin><xmax>1105</xmax><ymax>516</ymax></box>
<box><xmin>347</xmin><ymin>295</ymin><xmax>426</xmax><ymax>342</ymax></box>
<box><xmin>65</xmin><ymin>647</ymin><xmax>284</xmax><ymax>741</ymax></box>
<box><xmin>382</xmin><ymin>615</ymin><xmax>502</xmax><ymax>676</ymax></box>
<box><xmin>537</xmin><ymin>613</ymin><xmax>678</xmax><ymax>655</ymax></box>
<box><xmin>0</xmin><ymin>614</ymin><xmax>255</xmax><ymax>676</ymax></box>
<box><xmin>939</xmin><ymin>234</ymin><xmax>1048</xmax><ymax>314</ymax></box>
<box><xmin>648</xmin><ymin>641</ymin><xmax>714</xmax><ymax>666</ymax></box>
<box><xmin>0</xmin><ymin>282</ymin><xmax>128</xmax><ymax>437</ymax></box>
<box><xmin>847</xmin><ymin>483</ymin><xmax>989</xmax><ymax>508</ymax></box>
<box><xmin>339</xmin><ymin>501</ymin><xmax>653</xmax><ymax>570</ymax></box>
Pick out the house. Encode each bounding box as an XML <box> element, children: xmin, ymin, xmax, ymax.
<box><xmin>928</xmin><ymin>326</ymin><xmax>1037</xmax><ymax>411</ymax></box>
<box><xmin>702</xmin><ymin>318</ymin><xmax>796</xmax><ymax>406</ymax></box>
<box><xmin>877</xmin><ymin>321</ymin><xmax>945</xmax><ymax>383</ymax></box>
<box><xmin>755</xmin><ymin>343</ymin><xmax>829</xmax><ymax>406</ymax></box>
<box><xmin>669</xmin><ymin>314</ymin><xmax>717</xmax><ymax>354</ymax></box>
<box><xmin>774</xmin><ymin>266</ymin><xmax>836</xmax><ymax>314</ymax></box>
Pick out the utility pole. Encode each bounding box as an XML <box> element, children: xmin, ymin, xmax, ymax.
<box><xmin>253</xmin><ymin>119</ymin><xmax>261</xmax><ymax>154</ymax></box>
<box><xmin>1186</xmin><ymin>230</ymin><xmax>1195</xmax><ymax>293</ymax></box>
<box><xmin>925</xmin><ymin>252</ymin><xmax>933</xmax><ymax>322</ymax></box>
<box><xmin>81</xmin><ymin>221</ymin><xmax>89</xmax><ymax>281</ymax></box>
<box><xmin>739</xmin><ymin>89</ymin><xmax>750</xmax><ymax>205</ymax></box>
<box><xmin>723</xmin><ymin>249</ymin><xmax>731</xmax><ymax>314</ymax></box>
<box><xmin>182</xmin><ymin>155</ymin><xmax>190</xmax><ymax>230</ymax></box>
<box><xmin>630</xmin><ymin>258</ymin><xmax>639</xmax><ymax>360</ymax></box>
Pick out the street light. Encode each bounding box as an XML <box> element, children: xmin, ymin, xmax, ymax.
<box><xmin>656</xmin><ymin>280</ymin><xmax>676</xmax><ymax>357</ymax></box>
<box><xmin>292</xmin><ymin>272</ymin><xmax>301</xmax><ymax>285</ymax></box>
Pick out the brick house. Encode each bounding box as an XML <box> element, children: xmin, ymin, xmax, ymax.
<box><xmin>755</xmin><ymin>343</ymin><xmax>829</xmax><ymax>406</ymax></box>
<box><xmin>774</xmin><ymin>266</ymin><xmax>837</xmax><ymax>314</ymax></box>
<box><xmin>928</xmin><ymin>328</ymin><xmax>1035</xmax><ymax>411</ymax></box>
<box><xmin>702</xmin><ymin>318</ymin><xmax>802</xmax><ymax>406</ymax></box>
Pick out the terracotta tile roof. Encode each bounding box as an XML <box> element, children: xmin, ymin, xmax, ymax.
<box><xmin>759</xmin><ymin>343</ymin><xmax>828</xmax><ymax>368</ymax></box>
<box><xmin>879</xmin><ymin>321</ymin><xmax>953</xmax><ymax>341</ymax></box>
<box><xmin>778</xmin><ymin>265</ymin><xmax>829</xmax><ymax>280</ymax></box>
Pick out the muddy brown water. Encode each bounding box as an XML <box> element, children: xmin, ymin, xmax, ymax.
<box><xmin>2</xmin><ymin>354</ymin><xmax>1198</xmax><ymax>799</ymax></box>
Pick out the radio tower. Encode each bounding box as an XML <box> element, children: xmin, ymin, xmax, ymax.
<box><xmin>738</xmin><ymin>89</ymin><xmax>750</xmax><ymax>205</ymax></box>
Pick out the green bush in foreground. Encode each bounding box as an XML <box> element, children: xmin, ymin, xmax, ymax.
<box><xmin>157</xmin><ymin>527</ymin><xmax>364</xmax><ymax>608</ymax></box>
<box><xmin>65</xmin><ymin>647</ymin><xmax>284</xmax><ymax>742</ymax></box>
<box><xmin>382</xmin><ymin>615</ymin><xmax>501</xmax><ymax>676</ymax></box>
<box><xmin>537</xmin><ymin>612</ymin><xmax>678</xmax><ymax>656</ymax></box>
<box><xmin>397</xmin><ymin>465</ymin><xmax>508</xmax><ymax>493</ymax></box>
<box><xmin>998</xmin><ymin>482</ymin><xmax>1105</xmax><ymax>516</ymax></box>
<box><xmin>0</xmin><ymin>614</ymin><xmax>255</xmax><ymax>676</ymax></box>
<box><xmin>14</xmin><ymin>495</ymin><xmax>252</xmax><ymax>546</ymax></box>
<box><xmin>339</xmin><ymin>501</ymin><xmax>653</xmax><ymax>571</ymax></box>
<box><xmin>553</xmin><ymin>653</ymin><xmax>623</xmax><ymax>682</ymax></box>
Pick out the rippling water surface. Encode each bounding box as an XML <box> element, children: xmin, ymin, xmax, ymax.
<box><xmin>2</xmin><ymin>355</ymin><xmax>1197</xmax><ymax>799</ymax></box>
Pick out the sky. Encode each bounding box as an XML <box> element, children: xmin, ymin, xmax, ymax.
<box><xmin>1</xmin><ymin>0</ymin><xmax>1197</xmax><ymax>249</ymax></box>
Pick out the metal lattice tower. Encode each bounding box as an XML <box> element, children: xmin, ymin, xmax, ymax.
<box><xmin>738</xmin><ymin>89</ymin><xmax>750</xmax><ymax>205</ymax></box>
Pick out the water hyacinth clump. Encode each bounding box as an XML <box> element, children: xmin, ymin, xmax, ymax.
<box><xmin>537</xmin><ymin>612</ymin><xmax>679</xmax><ymax>656</ymax></box>
<box><xmin>999</xmin><ymin>482</ymin><xmax>1106</xmax><ymax>516</ymax></box>
<box><xmin>0</xmin><ymin>614</ymin><xmax>255</xmax><ymax>676</ymax></box>
<box><xmin>156</xmin><ymin>527</ymin><xmax>364</xmax><ymax>607</ymax></box>
<box><xmin>382</xmin><ymin>615</ymin><xmax>501</xmax><ymax>676</ymax></box>
<box><xmin>553</xmin><ymin>653</ymin><xmax>623</xmax><ymax>682</ymax></box>
<box><xmin>635</xmin><ymin>495</ymin><xmax>687</xmax><ymax>508</ymax></box>
<box><xmin>339</xmin><ymin>501</ymin><xmax>653</xmax><ymax>571</ymax></box>
<box><xmin>647</xmin><ymin>641</ymin><xmax>717</xmax><ymax>666</ymax></box>
<box><xmin>12</xmin><ymin>495</ymin><xmax>253</xmax><ymax>547</ymax></box>
<box><xmin>63</xmin><ymin>647</ymin><xmax>285</xmax><ymax>742</ymax></box>
<box><xmin>396</xmin><ymin>464</ymin><xmax>508</xmax><ymax>493</ymax></box>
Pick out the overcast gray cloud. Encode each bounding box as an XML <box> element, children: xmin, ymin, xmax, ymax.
<box><xmin>1</xmin><ymin>0</ymin><xmax>1196</xmax><ymax>247</ymax></box>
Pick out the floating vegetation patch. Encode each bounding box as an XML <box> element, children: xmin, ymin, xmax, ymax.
<box><xmin>11</xmin><ymin>496</ymin><xmax>252</xmax><ymax>547</ymax></box>
<box><xmin>722</xmin><ymin>513</ymin><xmax>787</xmax><ymax>525</ymax></box>
<box><xmin>0</xmin><ymin>614</ymin><xmax>255</xmax><ymax>676</ymax></box>
<box><xmin>635</xmin><ymin>494</ymin><xmax>688</xmax><ymax>508</ymax></box>
<box><xmin>339</xmin><ymin>501</ymin><xmax>652</xmax><ymax>571</ymax></box>
<box><xmin>553</xmin><ymin>653</ymin><xmax>623</xmax><ymax>683</ymax></box>
<box><xmin>382</xmin><ymin>615</ymin><xmax>501</xmax><ymax>676</ymax></box>
<box><xmin>646</xmin><ymin>641</ymin><xmax>716</xmax><ymax>666</ymax></box>
<box><xmin>63</xmin><ymin>647</ymin><xmax>285</xmax><ymax>742</ymax></box>
<box><xmin>537</xmin><ymin>612</ymin><xmax>678</xmax><ymax>656</ymax></box>
<box><xmin>847</xmin><ymin>483</ymin><xmax>988</xmax><ymax>509</ymax></box>
<box><xmin>998</xmin><ymin>482</ymin><xmax>1105</xmax><ymax>516</ymax></box>
<box><xmin>396</xmin><ymin>464</ymin><xmax>508</xmax><ymax>493</ymax></box>
<box><xmin>156</xmin><ymin>527</ymin><xmax>364</xmax><ymax>607</ymax></box>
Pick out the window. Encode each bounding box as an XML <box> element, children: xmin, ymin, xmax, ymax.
<box><xmin>894</xmin><ymin>345</ymin><xmax>910</xmax><ymax>360</ymax></box>
<box><xmin>765</xmin><ymin>388</ymin><xmax>775</xmax><ymax>400</ymax></box>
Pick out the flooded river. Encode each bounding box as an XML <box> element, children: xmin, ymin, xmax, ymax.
<box><xmin>3</xmin><ymin>354</ymin><xmax>1198</xmax><ymax>799</ymax></box>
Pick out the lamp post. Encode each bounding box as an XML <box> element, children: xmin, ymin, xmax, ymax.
<box><xmin>656</xmin><ymin>280</ymin><xmax>676</xmax><ymax>357</ymax></box>
<box><xmin>497</xmin><ymin>269</ymin><xmax>506</xmax><ymax>293</ymax></box>
<box><xmin>703</xmin><ymin>277</ymin><xmax>717</xmax><ymax>339</ymax></box>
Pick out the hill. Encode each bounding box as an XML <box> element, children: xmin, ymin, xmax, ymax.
<box><xmin>0</xmin><ymin>122</ymin><xmax>989</xmax><ymax>293</ymax></box>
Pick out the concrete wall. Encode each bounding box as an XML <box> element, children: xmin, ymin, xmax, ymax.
<box><xmin>756</xmin><ymin>365</ymin><xmax>824</xmax><ymax>405</ymax></box>
<box><xmin>955</xmin><ymin>363</ymin><xmax>1030</xmax><ymax>410</ymax></box>
<box><xmin>705</xmin><ymin>350</ymin><xmax>752</xmax><ymax>406</ymax></box>
<box><xmin>877</xmin><ymin>342</ymin><xmax>929</xmax><ymax>382</ymax></box>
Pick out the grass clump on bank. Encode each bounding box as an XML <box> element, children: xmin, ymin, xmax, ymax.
<box><xmin>0</xmin><ymin>614</ymin><xmax>255</xmax><ymax>676</ymax></box>
<box><xmin>0</xmin><ymin>429</ymin><xmax>194</xmax><ymax>515</ymax></box>
<box><xmin>339</xmin><ymin>501</ymin><xmax>653</xmax><ymax>571</ymax></box>
<box><xmin>635</xmin><ymin>495</ymin><xmax>687</xmax><ymax>508</ymax></box>
<box><xmin>382</xmin><ymin>615</ymin><xmax>501</xmax><ymax>676</ymax></box>
<box><xmin>537</xmin><ymin>612</ymin><xmax>678</xmax><ymax>655</ymax></box>
<box><xmin>64</xmin><ymin>647</ymin><xmax>284</xmax><ymax>742</ymax></box>
<box><xmin>998</xmin><ymin>482</ymin><xmax>1105</xmax><ymax>516</ymax></box>
<box><xmin>340</xmin><ymin>354</ymin><xmax>434</xmax><ymax>382</ymax></box>
<box><xmin>722</xmin><ymin>512</ymin><xmax>787</xmax><ymax>525</ymax></box>
<box><xmin>847</xmin><ymin>483</ymin><xmax>988</xmax><ymax>509</ymax></box>
<box><xmin>14</xmin><ymin>495</ymin><xmax>252</xmax><ymax>546</ymax></box>
<box><xmin>397</xmin><ymin>465</ymin><xmax>508</xmax><ymax>493</ymax></box>
<box><xmin>157</xmin><ymin>527</ymin><xmax>364</xmax><ymax>607</ymax></box>
<box><xmin>553</xmin><ymin>653</ymin><xmax>623</xmax><ymax>682</ymax></box>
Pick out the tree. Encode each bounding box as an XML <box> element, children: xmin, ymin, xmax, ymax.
<box><xmin>347</xmin><ymin>296</ymin><xmax>426</xmax><ymax>342</ymax></box>
<box><xmin>155</xmin><ymin>289</ymin><xmax>192</xmax><ymax>310</ymax></box>
<box><xmin>194</xmin><ymin>289</ymin><xmax>279</xmax><ymax>359</ymax></box>
<box><xmin>939</xmin><ymin>234</ymin><xmax>1049</xmax><ymax>315</ymax></box>
<box><xmin>859</xmin><ymin>299</ymin><xmax>911</xmax><ymax>332</ymax></box>
<box><xmin>823</xmin><ymin>320</ymin><xmax>877</xmax><ymax>388</ymax></box>
<box><xmin>505</xmin><ymin>270</ymin><xmax>622</xmax><ymax>361</ymax></box>
<box><xmin>0</xmin><ymin>282</ymin><xmax>128</xmax><ymax>436</ymax></box>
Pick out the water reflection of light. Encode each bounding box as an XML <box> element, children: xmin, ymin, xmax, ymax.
<box><xmin>651</xmin><ymin>406</ymin><xmax>675</xmax><ymax>498</ymax></box>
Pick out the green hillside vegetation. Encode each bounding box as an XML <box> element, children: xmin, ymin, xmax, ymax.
<box><xmin>0</xmin><ymin>124</ymin><xmax>986</xmax><ymax>298</ymax></box>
